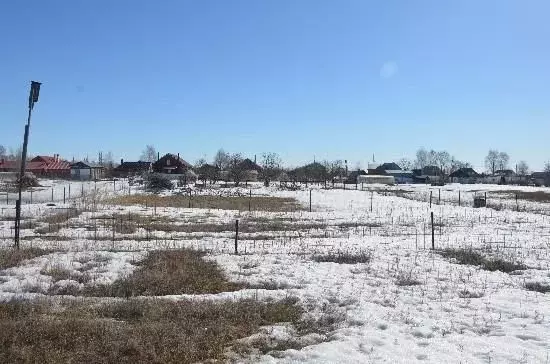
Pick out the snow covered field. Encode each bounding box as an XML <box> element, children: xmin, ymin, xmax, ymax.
<box><xmin>1</xmin><ymin>181</ymin><xmax>550</xmax><ymax>363</ymax></box>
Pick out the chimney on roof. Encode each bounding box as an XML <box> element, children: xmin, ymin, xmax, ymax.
<box><xmin>121</xmin><ymin>158</ymin><xmax>123</xmax><ymax>165</ymax></box>
<box><xmin>157</xmin><ymin>152</ymin><xmax>160</xmax><ymax>161</ymax></box>
<box><xmin>254</xmin><ymin>154</ymin><xmax>256</xmax><ymax>164</ymax></box>
<box><xmin>177</xmin><ymin>153</ymin><xmax>180</xmax><ymax>159</ymax></box>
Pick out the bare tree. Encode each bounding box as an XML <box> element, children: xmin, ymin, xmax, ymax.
<box><xmin>397</xmin><ymin>158</ymin><xmax>413</xmax><ymax>171</ymax></box>
<box><xmin>197</xmin><ymin>163</ymin><xmax>219</xmax><ymax>184</ymax></box>
<box><xmin>141</xmin><ymin>145</ymin><xmax>157</xmax><ymax>162</ymax></box>
<box><xmin>0</xmin><ymin>145</ymin><xmax>6</xmax><ymax>158</ymax></box>
<box><xmin>260</xmin><ymin>152</ymin><xmax>282</xmax><ymax>186</ymax></box>
<box><xmin>428</xmin><ymin>150</ymin><xmax>438</xmax><ymax>166</ymax></box>
<box><xmin>415</xmin><ymin>148</ymin><xmax>429</xmax><ymax>168</ymax></box>
<box><xmin>485</xmin><ymin>150</ymin><xmax>499</xmax><ymax>174</ymax></box>
<box><xmin>214</xmin><ymin>148</ymin><xmax>230</xmax><ymax>170</ymax></box>
<box><xmin>434</xmin><ymin>151</ymin><xmax>451</xmax><ymax>175</ymax></box>
<box><xmin>545</xmin><ymin>161</ymin><xmax>550</xmax><ymax>173</ymax></box>
<box><xmin>449</xmin><ymin>157</ymin><xmax>470</xmax><ymax>173</ymax></box>
<box><xmin>194</xmin><ymin>157</ymin><xmax>207</xmax><ymax>169</ymax></box>
<box><xmin>227</xmin><ymin>153</ymin><xmax>247</xmax><ymax>186</ymax></box>
<box><xmin>517</xmin><ymin>160</ymin><xmax>529</xmax><ymax>176</ymax></box>
<box><xmin>105</xmin><ymin>151</ymin><xmax>114</xmax><ymax>166</ymax></box>
<box><xmin>324</xmin><ymin>160</ymin><xmax>345</xmax><ymax>181</ymax></box>
<box><xmin>498</xmin><ymin>152</ymin><xmax>510</xmax><ymax>171</ymax></box>
<box><xmin>9</xmin><ymin>147</ymin><xmax>23</xmax><ymax>173</ymax></box>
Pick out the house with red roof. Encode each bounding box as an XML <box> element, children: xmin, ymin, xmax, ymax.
<box><xmin>0</xmin><ymin>154</ymin><xmax>70</xmax><ymax>178</ymax></box>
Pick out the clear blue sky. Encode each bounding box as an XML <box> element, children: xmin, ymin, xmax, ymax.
<box><xmin>1</xmin><ymin>0</ymin><xmax>549</xmax><ymax>170</ymax></box>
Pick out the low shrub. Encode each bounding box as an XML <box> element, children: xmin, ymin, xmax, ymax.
<box><xmin>145</xmin><ymin>173</ymin><xmax>173</xmax><ymax>191</ymax></box>
<box><xmin>0</xmin><ymin>248</ymin><xmax>52</xmax><ymax>270</ymax></box>
<box><xmin>437</xmin><ymin>248</ymin><xmax>526</xmax><ymax>273</ymax></box>
<box><xmin>524</xmin><ymin>281</ymin><xmax>550</xmax><ymax>294</ymax></box>
<box><xmin>84</xmin><ymin>249</ymin><xmax>244</xmax><ymax>297</ymax></box>
<box><xmin>312</xmin><ymin>251</ymin><xmax>372</xmax><ymax>264</ymax></box>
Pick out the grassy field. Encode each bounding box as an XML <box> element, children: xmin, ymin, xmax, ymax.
<box><xmin>109</xmin><ymin>194</ymin><xmax>304</xmax><ymax>212</ymax></box>
<box><xmin>0</xmin><ymin>297</ymin><xmax>302</xmax><ymax>364</ymax></box>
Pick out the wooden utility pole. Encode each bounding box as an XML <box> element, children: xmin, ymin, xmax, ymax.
<box><xmin>14</xmin><ymin>81</ymin><xmax>41</xmax><ymax>249</ymax></box>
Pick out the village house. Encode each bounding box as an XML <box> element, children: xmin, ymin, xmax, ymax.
<box><xmin>0</xmin><ymin>155</ymin><xmax>70</xmax><ymax>178</ymax></box>
<box><xmin>412</xmin><ymin>166</ymin><xmax>443</xmax><ymax>184</ymax></box>
<box><xmin>152</xmin><ymin>153</ymin><xmax>192</xmax><ymax>174</ymax></box>
<box><xmin>482</xmin><ymin>169</ymin><xmax>523</xmax><ymax>185</ymax></box>
<box><xmin>345</xmin><ymin>169</ymin><xmax>367</xmax><ymax>184</ymax></box>
<box><xmin>238</xmin><ymin>158</ymin><xmax>262</xmax><ymax>182</ymax></box>
<box><xmin>113</xmin><ymin>159</ymin><xmax>152</xmax><ymax>177</ymax></box>
<box><xmin>371</xmin><ymin>162</ymin><xmax>414</xmax><ymax>184</ymax></box>
<box><xmin>531</xmin><ymin>172</ymin><xmax>550</xmax><ymax>187</ymax></box>
<box><xmin>70</xmin><ymin>161</ymin><xmax>105</xmax><ymax>181</ymax></box>
<box><xmin>449</xmin><ymin>167</ymin><xmax>479</xmax><ymax>184</ymax></box>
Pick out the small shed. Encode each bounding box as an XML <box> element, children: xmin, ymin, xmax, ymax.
<box><xmin>473</xmin><ymin>194</ymin><xmax>486</xmax><ymax>208</ymax></box>
<box><xmin>70</xmin><ymin>162</ymin><xmax>105</xmax><ymax>181</ymax></box>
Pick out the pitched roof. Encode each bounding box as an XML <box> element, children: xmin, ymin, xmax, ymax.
<box><xmin>449</xmin><ymin>167</ymin><xmax>479</xmax><ymax>178</ymax></box>
<box><xmin>71</xmin><ymin>161</ymin><xmax>104</xmax><ymax>169</ymax></box>
<box><xmin>115</xmin><ymin>161</ymin><xmax>152</xmax><ymax>170</ymax></box>
<box><xmin>154</xmin><ymin>153</ymin><xmax>192</xmax><ymax>168</ymax></box>
<box><xmin>376</xmin><ymin>162</ymin><xmax>401</xmax><ymax>171</ymax></box>
<box><xmin>1</xmin><ymin>156</ymin><xmax>71</xmax><ymax>171</ymax></box>
<box><xmin>0</xmin><ymin>160</ymin><xmax>17</xmax><ymax>170</ymax></box>
<box><xmin>495</xmin><ymin>169</ymin><xmax>515</xmax><ymax>176</ymax></box>
<box><xmin>239</xmin><ymin>158</ymin><xmax>262</xmax><ymax>171</ymax></box>
<box><xmin>421</xmin><ymin>165</ymin><xmax>442</xmax><ymax>176</ymax></box>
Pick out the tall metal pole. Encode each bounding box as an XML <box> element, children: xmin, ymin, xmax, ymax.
<box><xmin>14</xmin><ymin>107</ymin><xmax>32</xmax><ymax>249</ymax></box>
<box><xmin>14</xmin><ymin>81</ymin><xmax>40</xmax><ymax>249</ymax></box>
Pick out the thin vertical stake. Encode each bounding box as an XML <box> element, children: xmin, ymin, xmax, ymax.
<box><xmin>234</xmin><ymin>219</ymin><xmax>239</xmax><ymax>254</ymax></box>
<box><xmin>431</xmin><ymin>212</ymin><xmax>435</xmax><ymax>250</ymax></box>
<box><xmin>370</xmin><ymin>192</ymin><xmax>373</xmax><ymax>212</ymax></box>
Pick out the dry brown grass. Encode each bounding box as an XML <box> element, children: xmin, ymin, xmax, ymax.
<box><xmin>490</xmin><ymin>190</ymin><xmax>550</xmax><ymax>203</ymax></box>
<box><xmin>34</xmin><ymin>208</ymin><xmax>82</xmax><ymax>234</ymax></box>
<box><xmin>0</xmin><ymin>297</ymin><xmax>302</xmax><ymax>364</ymax></box>
<box><xmin>437</xmin><ymin>248</ymin><xmax>526</xmax><ymax>273</ymax></box>
<box><xmin>109</xmin><ymin>194</ymin><xmax>304</xmax><ymax>212</ymax></box>
<box><xmin>39</xmin><ymin>209</ymin><xmax>82</xmax><ymax>224</ymax></box>
<box><xmin>0</xmin><ymin>248</ymin><xmax>52</xmax><ymax>270</ymax></box>
<box><xmin>40</xmin><ymin>266</ymin><xmax>73</xmax><ymax>282</ymax></box>
<box><xmin>98</xmin><ymin>213</ymin><xmax>374</xmax><ymax>237</ymax></box>
<box><xmin>84</xmin><ymin>249</ymin><xmax>244</xmax><ymax>297</ymax></box>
